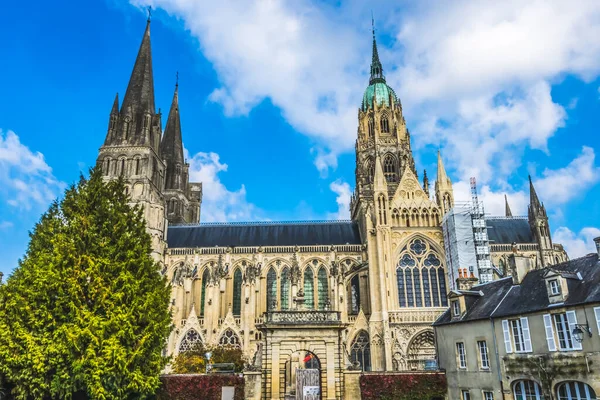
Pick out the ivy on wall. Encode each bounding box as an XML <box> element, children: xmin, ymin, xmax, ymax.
<box><xmin>154</xmin><ymin>375</ymin><xmax>244</xmax><ymax>400</ymax></box>
<box><xmin>359</xmin><ymin>373</ymin><xmax>447</xmax><ymax>400</ymax></box>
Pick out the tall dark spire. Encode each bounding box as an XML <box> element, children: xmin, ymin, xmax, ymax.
<box><xmin>504</xmin><ymin>194</ymin><xmax>513</xmax><ymax>217</ymax></box>
<box><xmin>161</xmin><ymin>80</ymin><xmax>185</xmax><ymax>190</ymax></box>
<box><xmin>528</xmin><ymin>175</ymin><xmax>545</xmax><ymax>215</ymax></box>
<box><xmin>111</xmin><ymin>93</ymin><xmax>119</xmax><ymax>115</ymax></box>
<box><xmin>121</xmin><ymin>19</ymin><xmax>155</xmax><ymax>117</ymax></box>
<box><xmin>369</xmin><ymin>16</ymin><xmax>385</xmax><ymax>84</ymax></box>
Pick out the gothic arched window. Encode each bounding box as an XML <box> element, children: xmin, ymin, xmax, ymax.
<box><xmin>317</xmin><ymin>267</ymin><xmax>328</xmax><ymax>310</ymax></box>
<box><xmin>267</xmin><ymin>268</ymin><xmax>277</xmax><ymax>311</ymax></box>
<box><xmin>350</xmin><ymin>274</ymin><xmax>361</xmax><ymax>314</ymax></box>
<box><xmin>364</xmin><ymin>158</ymin><xmax>374</xmax><ymax>183</ymax></box>
<box><xmin>350</xmin><ymin>331</ymin><xmax>371</xmax><ymax>371</ymax></box>
<box><xmin>179</xmin><ymin>329</ymin><xmax>202</xmax><ymax>353</ymax></box>
<box><xmin>383</xmin><ymin>154</ymin><xmax>398</xmax><ymax>182</ymax></box>
<box><xmin>233</xmin><ymin>269</ymin><xmax>242</xmax><ymax>316</ymax></box>
<box><xmin>396</xmin><ymin>238</ymin><xmax>447</xmax><ymax>308</ymax></box>
<box><xmin>304</xmin><ymin>268</ymin><xmax>314</xmax><ymax>309</ymax></box>
<box><xmin>135</xmin><ymin>157</ymin><xmax>141</xmax><ymax>175</ymax></box>
<box><xmin>368</xmin><ymin>117</ymin><xmax>375</xmax><ymax>138</ymax></box>
<box><xmin>219</xmin><ymin>329</ymin><xmax>241</xmax><ymax>349</ymax></box>
<box><xmin>280</xmin><ymin>267</ymin><xmax>290</xmax><ymax>310</ymax></box>
<box><xmin>120</xmin><ymin>158</ymin><xmax>126</xmax><ymax>176</ymax></box>
<box><xmin>200</xmin><ymin>269</ymin><xmax>210</xmax><ymax>316</ymax></box>
<box><xmin>381</xmin><ymin>116</ymin><xmax>389</xmax><ymax>133</ymax></box>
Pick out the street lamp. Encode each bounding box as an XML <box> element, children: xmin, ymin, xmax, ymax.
<box><xmin>205</xmin><ymin>351</ymin><xmax>213</xmax><ymax>374</ymax></box>
<box><xmin>572</xmin><ymin>324</ymin><xmax>592</xmax><ymax>343</ymax></box>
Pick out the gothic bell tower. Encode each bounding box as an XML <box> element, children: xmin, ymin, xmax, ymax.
<box><xmin>96</xmin><ymin>18</ymin><xmax>166</xmax><ymax>261</ymax></box>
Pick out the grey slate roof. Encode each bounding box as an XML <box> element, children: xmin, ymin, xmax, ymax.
<box><xmin>486</xmin><ymin>217</ymin><xmax>534</xmax><ymax>244</ymax></box>
<box><xmin>434</xmin><ymin>253</ymin><xmax>600</xmax><ymax>326</ymax></box>
<box><xmin>166</xmin><ymin>221</ymin><xmax>362</xmax><ymax>248</ymax></box>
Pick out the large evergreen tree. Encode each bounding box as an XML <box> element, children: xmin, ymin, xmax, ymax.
<box><xmin>0</xmin><ymin>168</ymin><xmax>172</xmax><ymax>399</ymax></box>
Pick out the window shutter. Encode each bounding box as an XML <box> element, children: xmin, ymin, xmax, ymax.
<box><xmin>502</xmin><ymin>320</ymin><xmax>512</xmax><ymax>353</ymax></box>
<box><xmin>520</xmin><ymin>317</ymin><xmax>533</xmax><ymax>352</ymax></box>
<box><xmin>595</xmin><ymin>307</ymin><xmax>600</xmax><ymax>336</ymax></box>
<box><xmin>566</xmin><ymin>310</ymin><xmax>583</xmax><ymax>350</ymax></box>
<box><xmin>543</xmin><ymin>314</ymin><xmax>557</xmax><ymax>352</ymax></box>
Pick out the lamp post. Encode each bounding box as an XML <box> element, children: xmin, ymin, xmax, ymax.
<box><xmin>205</xmin><ymin>351</ymin><xmax>213</xmax><ymax>374</ymax></box>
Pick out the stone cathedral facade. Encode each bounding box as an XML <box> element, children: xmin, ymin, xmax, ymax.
<box><xmin>95</xmin><ymin>19</ymin><xmax>567</xmax><ymax>400</ymax></box>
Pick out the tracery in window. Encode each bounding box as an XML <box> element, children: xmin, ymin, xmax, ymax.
<box><xmin>219</xmin><ymin>329</ymin><xmax>241</xmax><ymax>349</ymax></box>
<box><xmin>280</xmin><ymin>267</ymin><xmax>290</xmax><ymax>310</ymax></box>
<box><xmin>350</xmin><ymin>331</ymin><xmax>371</xmax><ymax>371</ymax></box>
<box><xmin>179</xmin><ymin>329</ymin><xmax>202</xmax><ymax>353</ymax></box>
<box><xmin>381</xmin><ymin>116</ymin><xmax>390</xmax><ymax>133</ymax></box>
<box><xmin>513</xmin><ymin>380</ymin><xmax>544</xmax><ymax>400</ymax></box>
<box><xmin>396</xmin><ymin>238</ymin><xmax>447</xmax><ymax>308</ymax></box>
<box><xmin>233</xmin><ymin>269</ymin><xmax>242</xmax><ymax>316</ymax></box>
<box><xmin>267</xmin><ymin>268</ymin><xmax>277</xmax><ymax>311</ymax></box>
<box><xmin>317</xmin><ymin>267</ymin><xmax>328</xmax><ymax>310</ymax></box>
<box><xmin>383</xmin><ymin>154</ymin><xmax>398</xmax><ymax>182</ymax></box>
<box><xmin>304</xmin><ymin>268</ymin><xmax>314</xmax><ymax>309</ymax></box>
<box><xmin>350</xmin><ymin>275</ymin><xmax>361</xmax><ymax>314</ymax></box>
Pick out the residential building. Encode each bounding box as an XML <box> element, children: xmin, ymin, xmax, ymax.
<box><xmin>434</xmin><ymin>237</ymin><xmax>600</xmax><ymax>400</ymax></box>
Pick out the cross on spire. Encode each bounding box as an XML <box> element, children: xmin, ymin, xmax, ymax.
<box><xmin>369</xmin><ymin>14</ymin><xmax>385</xmax><ymax>84</ymax></box>
<box><xmin>147</xmin><ymin>6</ymin><xmax>152</xmax><ymax>22</ymax></box>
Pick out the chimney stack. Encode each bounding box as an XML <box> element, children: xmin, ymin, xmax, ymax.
<box><xmin>594</xmin><ymin>237</ymin><xmax>600</xmax><ymax>256</ymax></box>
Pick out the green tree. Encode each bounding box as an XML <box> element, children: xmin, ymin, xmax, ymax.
<box><xmin>0</xmin><ymin>168</ymin><xmax>172</xmax><ymax>399</ymax></box>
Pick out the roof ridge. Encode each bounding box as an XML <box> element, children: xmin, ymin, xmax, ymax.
<box><xmin>170</xmin><ymin>220</ymin><xmax>354</xmax><ymax>227</ymax></box>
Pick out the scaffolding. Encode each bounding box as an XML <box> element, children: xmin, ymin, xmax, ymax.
<box><xmin>470</xmin><ymin>178</ymin><xmax>492</xmax><ymax>283</ymax></box>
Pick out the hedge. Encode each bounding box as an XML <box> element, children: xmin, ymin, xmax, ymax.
<box><xmin>359</xmin><ymin>372</ymin><xmax>447</xmax><ymax>400</ymax></box>
<box><xmin>155</xmin><ymin>374</ymin><xmax>244</xmax><ymax>400</ymax></box>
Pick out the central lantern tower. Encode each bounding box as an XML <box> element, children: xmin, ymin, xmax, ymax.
<box><xmin>350</xmin><ymin>25</ymin><xmax>455</xmax><ymax>372</ymax></box>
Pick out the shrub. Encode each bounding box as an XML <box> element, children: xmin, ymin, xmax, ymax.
<box><xmin>359</xmin><ymin>372</ymin><xmax>447</xmax><ymax>400</ymax></box>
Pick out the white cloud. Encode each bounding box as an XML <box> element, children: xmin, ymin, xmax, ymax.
<box><xmin>553</xmin><ymin>226</ymin><xmax>600</xmax><ymax>258</ymax></box>
<box><xmin>184</xmin><ymin>148</ymin><xmax>261</xmax><ymax>222</ymax></box>
<box><xmin>0</xmin><ymin>130</ymin><xmax>65</xmax><ymax>210</ymax></box>
<box><xmin>534</xmin><ymin>146</ymin><xmax>600</xmax><ymax>204</ymax></box>
<box><xmin>327</xmin><ymin>180</ymin><xmax>351</xmax><ymax>220</ymax></box>
<box><xmin>0</xmin><ymin>221</ymin><xmax>13</xmax><ymax>230</ymax></box>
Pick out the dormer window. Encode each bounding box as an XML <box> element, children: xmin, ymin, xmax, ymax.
<box><xmin>549</xmin><ymin>279</ymin><xmax>560</xmax><ymax>295</ymax></box>
<box><xmin>452</xmin><ymin>300</ymin><xmax>461</xmax><ymax>317</ymax></box>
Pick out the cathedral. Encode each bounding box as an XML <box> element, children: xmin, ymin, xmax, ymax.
<box><xmin>95</xmin><ymin>18</ymin><xmax>568</xmax><ymax>400</ymax></box>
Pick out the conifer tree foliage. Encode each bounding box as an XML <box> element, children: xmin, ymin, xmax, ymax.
<box><xmin>0</xmin><ymin>168</ymin><xmax>172</xmax><ymax>399</ymax></box>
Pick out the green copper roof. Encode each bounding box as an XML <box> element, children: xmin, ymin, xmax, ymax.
<box><xmin>362</xmin><ymin>82</ymin><xmax>398</xmax><ymax>111</ymax></box>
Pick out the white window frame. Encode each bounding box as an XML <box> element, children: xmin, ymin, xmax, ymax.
<box><xmin>513</xmin><ymin>380</ymin><xmax>543</xmax><ymax>400</ymax></box>
<box><xmin>483</xmin><ymin>391</ymin><xmax>494</xmax><ymax>400</ymax></box>
<box><xmin>456</xmin><ymin>342</ymin><xmax>467</xmax><ymax>369</ymax></box>
<box><xmin>595</xmin><ymin>307</ymin><xmax>600</xmax><ymax>336</ymax></box>
<box><xmin>502</xmin><ymin>317</ymin><xmax>532</xmax><ymax>354</ymax></box>
<box><xmin>477</xmin><ymin>340</ymin><xmax>490</xmax><ymax>369</ymax></box>
<box><xmin>461</xmin><ymin>389</ymin><xmax>471</xmax><ymax>400</ymax></box>
<box><xmin>549</xmin><ymin>279</ymin><xmax>560</xmax><ymax>295</ymax></box>
<box><xmin>452</xmin><ymin>300</ymin><xmax>461</xmax><ymax>316</ymax></box>
<box><xmin>552</xmin><ymin>312</ymin><xmax>582</xmax><ymax>351</ymax></box>
<box><xmin>557</xmin><ymin>381</ymin><xmax>596</xmax><ymax>400</ymax></box>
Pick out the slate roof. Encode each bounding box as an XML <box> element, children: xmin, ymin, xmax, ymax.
<box><xmin>486</xmin><ymin>217</ymin><xmax>534</xmax><ymax>244</ymax></box>
<box><xmin>167</xmin><ymin>221</ymin><xmax>362</xmax><ymax>248</ymax></box>
<box><xmin>434</xmin><ymin>253</ymin><xmax>600</xmax><ymax>326</ymax></box>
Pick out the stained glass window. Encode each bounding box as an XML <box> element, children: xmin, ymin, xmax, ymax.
<box><xmin>350</xmin><ymin>275</ymin><xmax>361</xmax><ymax>314</ymax></box>
<box><xmin>438</xmin><ymin>267</ymin><xmax>448</xmax><ymax>306</ymax></box>
<box><xmin>280</xmin><ymin>267</ymin><xmax>290</xmax><ymax>310</ymax></box>
<box><xmin>396</xmin><ymin>238</ymin><xmax>447</xmax><ymax>309</ymax></box>
<box><xmin>304</xmin><ymin>268</ymin><xmax>314</xmax><ymax>309</ymax></box>
<box><xmin>233</xmin><ymin>269</ymin><xmax>242</xmax><ymax>316</ymax></box>
<box><xmin>422</xmin><ymin>268</ymin><xmax>431</xmax><ymax>307</ymax></box>
<box><xmin>413</xmin><ymin>268</ymin><xmax>422</xmax><ymax>307</ymax></box>
<box><xmin>219</xmin><ymin>329</ymin><xmax>241</xmax><ymax>349</ymax></box>
<box><xmin>200</xmin><ymin>269</ymin><xmax>209</xmax><ymax>316</ymax></box>
<box><xmin>350</xmin><ymin>331</ymin><xmax>371</xmax><ymax>371</ymax></box>
<box><xmin>430</xmin><ymin>268</ymin><xmax>440</xmax><ymax>307</ymax></box>
<box><xmin>397</xmin><ymin>269</ymin><xmax>406</xmax><ymax>307</ymax></box>
<box><xmin>267</xmin><ymin>268</ymin><xmax>277</xmax><ymax>311</ymax></box>
<box><xmin>317</xmin><ymin>267</ymin><xmax>328</xmax><ymax>310</ymax></box>
<box><xmin>179</xmin><ymin>329</ymin><xmax>202</xmax><ymax>353</ymax></box>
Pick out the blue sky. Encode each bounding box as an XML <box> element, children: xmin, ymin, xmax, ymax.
<box><xmin>1</xmin><ymin>0</ymin><xmax>599</xmax><ymax>276</ymax></box>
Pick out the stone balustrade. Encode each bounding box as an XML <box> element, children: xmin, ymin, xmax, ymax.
<box><xmin>388</xmin><ymin>308</ymin><xmax>447</xmax><ymax>324</ymax></box>
<box><xmin>265</xmin><ymin>310</ymin><xmax>341</xmax><ymax>325</ymax></box>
